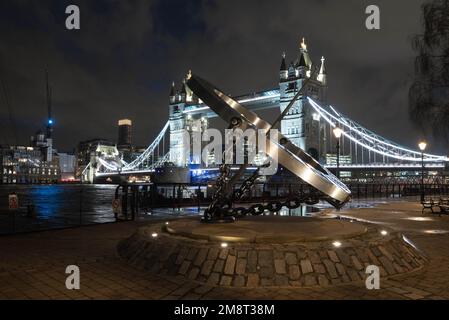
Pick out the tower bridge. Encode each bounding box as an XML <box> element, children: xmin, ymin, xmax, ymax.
<box><xmin>85</xmin><ymin>38</ymin><xmax>449</xmax><ymax>185</ymax></box>
<box><xmin>181</xmin><ymin>89</ymin><xmax>281</xmax><ymax>118</ymax></box>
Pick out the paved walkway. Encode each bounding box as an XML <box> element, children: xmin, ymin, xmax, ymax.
<box><xmin>1</xmin><ymin>201</ymin><xmax>449</xmax><ymax>300</ymax></box>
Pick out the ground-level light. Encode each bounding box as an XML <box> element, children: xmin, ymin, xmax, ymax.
<box><xmin>332</xmin><ymin>241</ymin><xmax>342</xmax><ymax>247</ymax></box>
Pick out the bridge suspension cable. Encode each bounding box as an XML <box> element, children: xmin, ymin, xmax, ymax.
<box><xmin>307</xmin><ymin>97</ymin><xmax>448</xmax><ymax>163</ymax></box>
<box><xmin>122</xmin><ymin>121</ymin><xmax>170</xmax><ymax>171</ymax></box>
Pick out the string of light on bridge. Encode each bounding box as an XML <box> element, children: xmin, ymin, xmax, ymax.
<box><xmin>94</xmin><ymin>96</ymin><xmax>448</xmax><ymax>176</ymax></box>
<box><xmin>307</xmin><ymin>97</ymin><xmax>448</xmax><ymax>163</ymax></box>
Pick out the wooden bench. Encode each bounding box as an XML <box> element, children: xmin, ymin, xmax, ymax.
<box><xmin>422</xmin><ymin>198</ymin><xmax>449</xmax><ymax>216</ymax></box>
<box><xmin>421</xmin><ymin>199</ymin><xmax>438</xmax><ymax>214</ymax></box>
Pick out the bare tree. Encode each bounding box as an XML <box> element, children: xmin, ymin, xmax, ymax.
<box><xmin>409</xmin><ymin>0</ymin><xmax>449</xmax><ymax>143</ymax></box>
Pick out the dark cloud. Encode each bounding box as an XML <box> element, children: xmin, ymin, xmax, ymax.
<box><xmin>0</xmin><ymin>0</ymin><xmax>436</xmax><ymax>153</ymax></box>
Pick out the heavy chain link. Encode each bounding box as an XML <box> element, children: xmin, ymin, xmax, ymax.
<box><xmin>216</xmin><ymin>192</ymin><xmax>321</xmax><ymax>218</ymax></box>
<box><xmin>202</xmin><ymin>116</ymin><xmax>323</xmax><ymax>222</ymax></box>
<box><xmin>203</xmin><ymin>164</ymin><xmax>232</xmax><ymax>220</ymax></box>
<box><xmin>204</xmin><ymin>164</ymin><xmax>322</xmax><ymax>221</ymax></box>
<box><xmin>203</xmin><ymin>118</ymin><xmax>243</xmax><ymax>221</ymax></box>
<box><xmin>232</xmin><ymin>168</ymin><xmax>260</xmax><ymax>200</ymax></box>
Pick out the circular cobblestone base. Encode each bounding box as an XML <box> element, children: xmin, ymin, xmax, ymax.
<box><xmin>117</xmin><ymin>217</ymin><xmax>428</xmax><ymax>288</ymax></box>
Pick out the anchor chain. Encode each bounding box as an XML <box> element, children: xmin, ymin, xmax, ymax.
<box><xmin>205</xmin><ymin>163</ymin><xmax>323</xmax><ymax>221</ymax></box>
<box><xmin>203</xmin><ymin>164</ymin><xmax>233</xmax><ymax>221</ymax></box>
<box><xmin>217</xmin><ymin>192</ymin><xmax>322</xmax><ymax>218</ymax></box>
<box><xmin>232</xmin><ymin>168</ymin><xmax>261</xmax><ymax>200</ymax></box>
<box><xmin>202</xmin><ymin>115</ymin><xmax>325</xmax><ymax>222</ymax></box>
<box><xmin>203</xmin><ymin>117</ymin><xmax>243</xmax><ymax>221</ymax></box>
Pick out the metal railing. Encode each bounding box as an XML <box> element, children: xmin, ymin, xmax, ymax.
<box><xmin>2</xmin><ymin>181</ymin><xmax>448</xmax><ymax>235</ymax></box>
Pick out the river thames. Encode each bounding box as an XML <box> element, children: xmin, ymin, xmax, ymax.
<box><xmin>0</xmin><ymin>184</ymin><xmax>119</xmax><ymax>234</ymax></box>
<box><xmin>0</xmin><ymin>184</ymin><xmax>400</xmax><ymax>235</ymax></box>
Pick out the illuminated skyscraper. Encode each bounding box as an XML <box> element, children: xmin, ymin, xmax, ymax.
<box><xmin>118</xmin><ymin>119</ymin><xmax>132</xmax><ymax>150</ymax></box>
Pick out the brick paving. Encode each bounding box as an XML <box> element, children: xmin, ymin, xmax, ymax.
<box><xmin>1</xmin><ymin>200</ymin><xmax>449</xmax><ymax>300</ymax></box>
<box><xmin>118</xmin><ymin>219</ymin><xmax>427</xmax><ymax>288</ymax></box>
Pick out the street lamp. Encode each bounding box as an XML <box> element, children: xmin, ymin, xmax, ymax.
<box><xmin>333</xmin><ymin>127</ymin><xmax>343</xmax><ymax>179</ymax></box>
<box><xmin>418</xmin><ymin>141</ymin><xmax>427</xmax><ymax>203</ymax></box>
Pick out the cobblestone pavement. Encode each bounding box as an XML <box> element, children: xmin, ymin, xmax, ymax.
<box><xmin>1</xmin><ymin>200</ymin><xmax>449</xmax><ymax>300</ymax></box>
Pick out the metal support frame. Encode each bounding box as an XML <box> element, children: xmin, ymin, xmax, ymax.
<box><xmin>186</xmin><ymin>73</ymin><xmax>351</xmax><ymax>222</ymax></box>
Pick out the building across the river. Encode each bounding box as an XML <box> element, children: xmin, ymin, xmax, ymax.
<box><xmin>0</xmin><ymin>145</ymin><xmax>60</xmax><ymax>184</ymax></box>
<box><xmin>58</xmin><ymin>152</ymin><xmax>76</xmax><ymax>181</ymax></box>
<box><xmin>75</xmin><ymin>138</ymin><xmax>123</xmax><ymax>183</ymax></box>
<box><xmin>117</xmin><ymin>119</ymin><xmax>132</xmax><ymax>151</ymax></box>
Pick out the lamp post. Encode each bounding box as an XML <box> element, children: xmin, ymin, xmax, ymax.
<box><xmin>333</xmin><ymin>127</ymin><xmax>343</xmax><ymax>179</ymax></box>
<box><xmin>418</xmin><ymin>141</ymin><xmax>427</xmax><ymax>203</ymax></box>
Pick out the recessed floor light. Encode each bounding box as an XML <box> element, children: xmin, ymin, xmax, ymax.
<box><xmin>424</xmin><ymin>230</ymin><xmax>449</xmax><ymax>234</ymax></box>
<box><xmin>332</xmin><ymin>241</ymin><xmax>342</xmax><ymax>247</ymax></box>
<box><xmin>405</xmin><ymin>217</ymin><xmax>434</xmax><ymax>222</ymax></box>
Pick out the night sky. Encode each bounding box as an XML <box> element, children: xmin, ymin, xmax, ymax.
<box><xmin>0</xmin><ymin>0</ymin><xmax>434</xmax><ymax>153</ymax></box>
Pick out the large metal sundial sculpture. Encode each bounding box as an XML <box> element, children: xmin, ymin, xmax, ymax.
<box><xmin>186</xmin><ymin>72</ymin><xmax>351</xmax><ymax>222</ymax></box>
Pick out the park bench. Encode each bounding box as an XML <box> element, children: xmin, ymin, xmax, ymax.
<box><xmin>421</xmin><ymin>199</ymin><xmax>436</xmax><ymax>214</ymax></box>
<box><xmin>436</xmin><ymin>197</ymin><xmax>449</xmax><ymax>216</ymax></box>
<box><xmin>422</xmin><ymin>197</ymin><xmax>449</xmax><ymax>216</ymax></box>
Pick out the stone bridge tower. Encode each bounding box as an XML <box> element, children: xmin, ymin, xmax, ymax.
<box><xmin>168</xmin><ymin>39</ymin><xmax>329</xmax><ymax>167</ymax></box>
<box><xmin>279</xmin><ymin>38</ymin><xmax>328</xmax><ymax>162</ymax></box>
<box><xmin>168</xmin><ymin>79</ymin><xmax>208</xmax><ymax>167</ymax></box>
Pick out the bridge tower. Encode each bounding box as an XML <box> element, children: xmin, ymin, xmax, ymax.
<box><xmin>279</xmin><ymin>38</ymin><xmax>328</xmax><ymax>163</ymax></box>
<box><xmin>169</xmin><ymin>78</ymin><xmax>208</xmax><ymax>167</ymax></box>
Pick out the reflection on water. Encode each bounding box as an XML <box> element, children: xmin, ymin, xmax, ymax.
<box><xmin>0</xmin><ymin>184</ymin><xmax>117</xmax><ymax>234</ymax></box>
<box><xmin>29</xmin><ymin>185</ymin><xmax>64</xmax><ymax>219</ymax></box>
<box><xmin>2</xmin><ymin>184</ymin><xmax>408</xmax><ymax>235</ymax></box>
